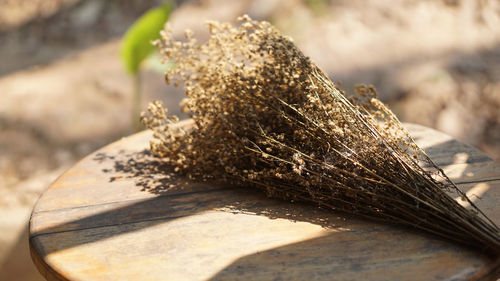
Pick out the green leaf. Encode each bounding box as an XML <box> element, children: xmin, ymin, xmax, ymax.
<box><xmin>120</xmin><ymin>2</ymin><xmax>173</xmax><ymax>75</ymax></box>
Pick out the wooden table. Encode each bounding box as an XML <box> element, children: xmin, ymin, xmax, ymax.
<box><xmin>29</xmin><ymin>120</ymin><xmax>500</xmax><ymax>281</ymax></box>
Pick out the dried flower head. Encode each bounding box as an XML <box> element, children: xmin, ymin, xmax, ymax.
<box><xmin>142</xmin><ymin>15</ymin><xmax>500</xmax><ymax>255</ymax></box>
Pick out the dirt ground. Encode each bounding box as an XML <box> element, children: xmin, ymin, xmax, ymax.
<box><xmin>0</xmin><ymin>0</ymin><xmax>499</xmax><ymax>280</ymax></box>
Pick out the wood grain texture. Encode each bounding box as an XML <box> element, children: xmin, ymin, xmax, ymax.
<box><xmin>29</xmin><ymin>120</ymin><xmax>500</xmax><ymax>281</ymax></box>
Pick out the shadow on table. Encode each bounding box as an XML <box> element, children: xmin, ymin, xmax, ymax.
<box><xmin>204</xmin><ymin>232</ymin><xmax>491</xmax><ymax>281</ymax></box>
<box><xmin>32</xmin><ymin>149</ymin><xmax>348</xmax><ymax>250</ymax></box>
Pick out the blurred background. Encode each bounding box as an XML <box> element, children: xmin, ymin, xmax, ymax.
<box><xmin>0</xmin><ymin>0</ymin><xmax>498</xmax><ymax>279</ymax></box>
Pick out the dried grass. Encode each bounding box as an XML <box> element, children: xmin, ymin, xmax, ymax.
<box><xmin>142</xmin><ymin>15</ymin><xmax>499</xmax><ymax>255</ymax></box>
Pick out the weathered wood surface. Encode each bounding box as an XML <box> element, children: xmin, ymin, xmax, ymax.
<box><xmin>29</xmin><ymin>120</ymin><xmax>500</xmax><ymax>281</ymax></box>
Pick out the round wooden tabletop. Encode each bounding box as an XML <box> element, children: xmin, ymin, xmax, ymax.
<box><xmin>29</xmin><ymin>120</ymin><xmax>500</xmax><ymax>281</ymax></box>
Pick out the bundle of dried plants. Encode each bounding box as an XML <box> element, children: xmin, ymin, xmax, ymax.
<box><xmin>141</xmin><ymin>15</ymin><xmax>499</xmax><ymax>255</ymax></box>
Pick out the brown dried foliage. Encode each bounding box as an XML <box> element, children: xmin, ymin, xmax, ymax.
<box><xmin>142</xmin><ymin>15</ymin><xmax>500</xmax><ymax>255</ymax></box>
